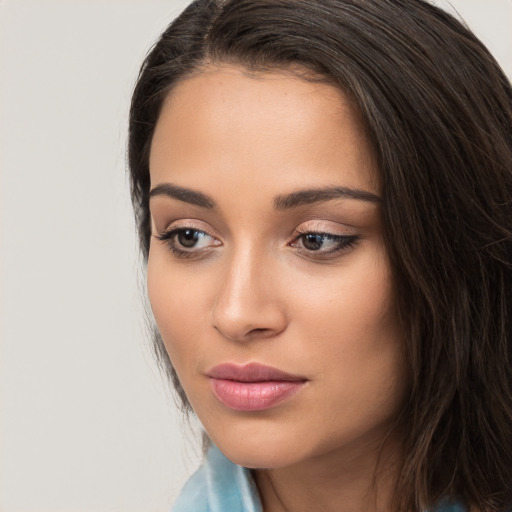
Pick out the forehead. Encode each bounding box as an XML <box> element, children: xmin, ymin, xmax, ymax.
<box><xmin>149</xmin><ymin>64</ymin><xmax>379</xmax><ymax>195</ymax></box>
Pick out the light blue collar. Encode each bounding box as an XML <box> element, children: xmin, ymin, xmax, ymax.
<box><xmin>172</xmin><ymin>445</ymin><xmax>465</xmax><ymax>512</ymax></box>
<box><xmin>172</xmin><ymin>445</ymin><xmax>262</xmax><ymax>512</ymax></box>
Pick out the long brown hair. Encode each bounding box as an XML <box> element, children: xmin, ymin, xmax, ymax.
<box><xmin>128</xmin><ymin>1</ymin><xmax>512</xmax><ymax>510</ymax></box>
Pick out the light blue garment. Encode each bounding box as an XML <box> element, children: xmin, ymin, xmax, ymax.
<box><xmin>171</xmin><ymin>445</ymin><xmax>465</xmax><ymax>512</ymax></box>
<box><xmin>172</xmin><ymin>445</ymin><xmax>263</xmax><ymax>512</ymax></box>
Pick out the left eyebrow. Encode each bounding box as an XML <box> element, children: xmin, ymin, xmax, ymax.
<box><xmin>149</xmin><ymin>183</ymin><xmax>215</xmax><ymax>209</ymax></box>
<box><xmin>274</xmin><ymin>186</ymin><xmax>382</xmax><ymax>210</ymax></box>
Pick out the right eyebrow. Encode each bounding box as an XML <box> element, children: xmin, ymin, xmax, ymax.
<box><xmin>149</xmin><ymin>183</ymin><xmax>215</xmax><ymax>209</ymax></box>
<box><xmin>274</xmin><ymin>186</ymin><xmax>381</xmax><ymax>209</ymax></box>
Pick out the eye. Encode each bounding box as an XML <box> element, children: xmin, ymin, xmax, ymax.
<box><xmin>302</xmin><ymin>233</ymin><xmax>330</xmax><ymax>251</ymax></box>
<box><xmin>175</xmin><ymin>229</ymin><xmax>208</xmax><ymax>248</ymax></box>
<box><xmin>291</xmin><ymin>231</ymin><xmax>358</xmax><ymax>257</ymax></box>
<box><xmin>156</xmin><ymin>227</ymin><xmax>220</xmax><ymax>257</ymax></box>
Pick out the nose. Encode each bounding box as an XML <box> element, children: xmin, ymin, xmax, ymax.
<box><xmin>210</xmin><ymin>247</ymin><xmax>288</xmax><ymax>342</ymax></box>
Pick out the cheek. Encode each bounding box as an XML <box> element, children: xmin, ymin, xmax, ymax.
<box><xmin>286</xmin><ymin>249</ymin><xmax>406</xmax><ymax>411</ymax></box>
<box><xmin>146</xmin><ymin>251</ymin><xmax>203</xmax><ymax>369</ymax></box>
<box><xmin>289</xmin><ymin>247</ymin><xmax>396</xmax><ymax>340</ymax></box>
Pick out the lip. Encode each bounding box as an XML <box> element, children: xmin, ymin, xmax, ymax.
<box><xmin>207</xmin><ymin>363</ymin><xmax>307</xmax><ymax>411</ymax></box>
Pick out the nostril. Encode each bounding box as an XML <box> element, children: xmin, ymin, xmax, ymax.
<box><xmin>213</xmin><ymin>323</ymin><xmax>284</xmax><ymax>342</ymax></box>
<box><xmin>246</xmin><ymin>327</ymin><xmax>277</xmax><ymax>339</ymax></box>
<box><xmin>248</xmin><ymin>328</ymin><xmax>268</xmax><ymax>335</ymax></box>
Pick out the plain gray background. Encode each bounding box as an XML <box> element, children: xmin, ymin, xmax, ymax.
<box><xmin>0</xmin><ymin>1</ymin><xmax>511</xmax><ymax>511</ymax></box>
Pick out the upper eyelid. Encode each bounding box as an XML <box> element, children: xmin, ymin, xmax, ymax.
<box><xmin>156</xmin><ymin>219</ymin><xmax>218</xmax><ymax>236</ymax></box>
<box><xmin>293</xmin><ymin>221</ymin><xmax>356</xmax><ymax>236</ymax></box>
<box><xmin>158</xmin><ymin>227</ymin><xmax>211</xmax><ymax>238</ymax></box>
<box><xmin>161</xmin><ymin>224</ymin><xmax>209</xmax><ymax>235</ymax></box>
<box><xmin>294</xmin><ymin>227</ymin><xmax>349</xmax><ymax>236</ymax></box>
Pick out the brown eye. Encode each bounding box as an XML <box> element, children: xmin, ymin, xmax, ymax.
<box><xmin>302</xmin><ymin>233</ymin><xmax>325</xmax><ymax>251</ymax></box>
<box><xmin>177</xmin><ymin>229</ymin><xmax>201</xmax><ymax>248</ymax></box>
<box><xmin>156</xmin><ymin>226</ymin><xmax>221</xmax><ymax>258</ymax></box>
<box><xmin>291</xmin><ymin>232</ymin><xmax>359</xmax><ymax>258</ymax></box>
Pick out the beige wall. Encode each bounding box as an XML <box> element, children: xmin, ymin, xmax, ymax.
<box><xmin>0</xmin><ymin>1</ymin><xmax>510</xmax><ymax>511</ymax></box>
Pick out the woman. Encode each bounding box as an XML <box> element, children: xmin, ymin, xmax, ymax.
<box><xmin>128</xmin><ymin>0</ymin><xmax>512</xmax><ymax>511</ymax></box>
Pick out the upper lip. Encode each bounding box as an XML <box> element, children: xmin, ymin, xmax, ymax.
<box><xmin>207</xmin><ymin>363</ymin><xmax>306</xmax><ymax>382</ymax></box>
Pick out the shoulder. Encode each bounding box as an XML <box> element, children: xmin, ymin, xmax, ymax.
<box><xmin>171</xmin><ymin>445</ymin><xmax>262</xmax><ymax>512</ymax></box>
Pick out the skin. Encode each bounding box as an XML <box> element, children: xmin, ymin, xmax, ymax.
<box><xmin>147</xmin><ymin>64</ymin><xmax>408</xmax><ymax>512</ymax></box>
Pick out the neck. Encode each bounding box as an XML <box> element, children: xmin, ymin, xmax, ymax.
<box><xmin>253</xmin><ymin>434</ymin><xmax>402</xmax><ymax>512</ymax></box>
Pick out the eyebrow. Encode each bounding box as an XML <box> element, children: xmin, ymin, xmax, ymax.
<box><xmin>274</xmin><ymin>186</ymin><xmax>381</xmax><ymax>209</ymax></box>
<box><xmin>149</xmin><ymin>183</ymin><xmax>215</xmax><ymax>208</ymax></box>
<box><xmin>149</xmin><ymin>183</ymin><xmax>381</xmax><ymax>210</ymax></box>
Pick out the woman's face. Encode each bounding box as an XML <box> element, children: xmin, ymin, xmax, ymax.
<box><xmin>148</xmin><ymin>64</ymin><xmax>407</xmax><ymax>470</ymax></box>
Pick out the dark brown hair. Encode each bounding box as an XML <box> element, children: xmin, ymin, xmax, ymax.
<box><xmin>128</xmin><ymin>1</ymin><xmax>512</xmax><ymax>510</ymax></box>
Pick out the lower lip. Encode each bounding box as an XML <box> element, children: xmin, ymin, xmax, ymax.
<box><xmin>209</xmin><ymin>378</ymin><xmax>305</xmax><ymax>411</ymax></box>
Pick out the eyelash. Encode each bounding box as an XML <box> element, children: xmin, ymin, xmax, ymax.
<box><xmin>290</xmin><ymin>230</ymin><xmax>359</xmax><ymax>258</ymax></box>
<box><xmin>156</xmin><ymin>227</ymin><xmax>359</xmax><ymax>260</ymax></box>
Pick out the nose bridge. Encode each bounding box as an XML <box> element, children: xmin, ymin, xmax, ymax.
<box><xmin>211</xmin><ymin>240</ymin><xmax>286</xmax><ymax>341</ymax></box>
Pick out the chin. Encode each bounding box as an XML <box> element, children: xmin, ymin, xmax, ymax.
<box><xmin>216</xmin><ymin>441</ymin><xmax>301</xmax><ymax>469</ymax></box>
<box><xmin>204</xmin><ymin>420</ymin><xmax>312</xmax><ymax>469</ymax></box>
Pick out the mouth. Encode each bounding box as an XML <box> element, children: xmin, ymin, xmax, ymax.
<box><xmin>206</xmin><ymin>363</ymin><xmax>308</xmax><ymax>412</ymax></box>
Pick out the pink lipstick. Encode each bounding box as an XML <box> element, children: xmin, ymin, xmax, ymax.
<box><xmin>207</xmin><ymin>363</ymin><xmax>307</xmax><ymax>411</ymax></box>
